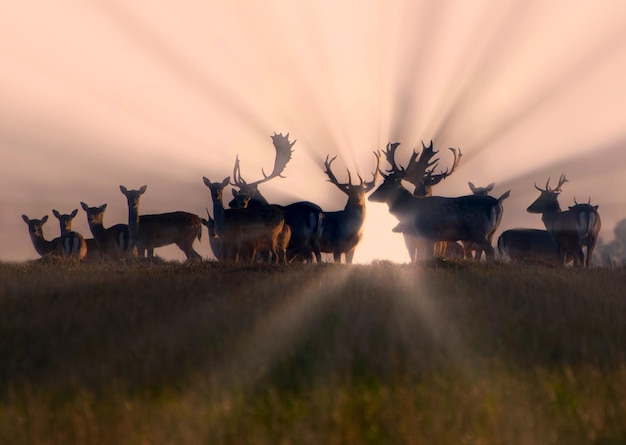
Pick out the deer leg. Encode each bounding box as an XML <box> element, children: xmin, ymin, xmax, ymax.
<box><xmin>333</xmin><ymin>252</ymin><xmax>342</xmax><ymax>263</ymax></box>
<box><xmin>345</xmin><ymin>250</ymin><xmax>355</xmax><ymax>264</ymax></box>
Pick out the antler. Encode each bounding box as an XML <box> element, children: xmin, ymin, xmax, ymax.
<box><xmin>402</xmin><ymin>140</ymin><xmax>440</xmax><ymax>185</ymax></box>
<box><xmin>362</xmin><ymin>151</ymin><xmax>381</xmax><ymax>192</ymax></box>
<box><xmin>381</xmin><ymin>142</ymin><xmax>403</xmax><ymax>175</ymax></box>
<box><xmin>423</xmin><ymin>147</ymin><xmax>462</xmax><ymax>187</ymax></box>
<box><xmin>231</xmin><ymin>132</ymin><xmax>296</xmax><ymax>188</ymax></box>
<box><xmin>323</xmin><ymin>155</ymin><xmax>350</xmax><ymax>193</ymax></box>
<box><xmin>535</xmin><ymin>174</ymin><xmax>568</xmax><ymax>193</ymax></box>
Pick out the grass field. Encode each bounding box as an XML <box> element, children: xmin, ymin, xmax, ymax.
<box><xmin>0</xmin><ymin>259</ymin><xmax>625</xmax><ymax>444</ymax></box>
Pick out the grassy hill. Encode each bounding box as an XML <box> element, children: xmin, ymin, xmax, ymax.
<box><xmin>0</xmin><ymin>259</ymin><xmax>624</xmax><ymax>444</ymax></box>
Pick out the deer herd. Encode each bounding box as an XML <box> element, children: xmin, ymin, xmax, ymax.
<box><xmin>22</xmin><ymin>133</ymin><xmax>601</xmax><ymax>267</ymax></box>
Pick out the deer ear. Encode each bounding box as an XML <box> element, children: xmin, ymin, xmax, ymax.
<box><xmin>22</xmin><ymin>215</ymin><xmax>29</xmax><ymax>223</ymax></box>
<box><xmin>120</xmin><ymin>185</ymin><xmax>128</xmax><ymax>194</ymax></box>
<box><xmin>138</xmin><ymin>185</ymin><xmax>147</xmax><ymax>194</ymax></box>
<box><xmin>41</xmin><ymin>215</ymin><xmax>48</xmax><ymax>223</ymax></box>
<box><xmin>221</xmin><ymin>177</ymin><xmax>230</xmax><ymax>187</ymax></box>
<box><xmin>468</xmin><ymin>182</ymin><xmax>476</xmax><ymax>193</ymax></box>
<box><xmin>486</xmin><ymin>182</ymin><xmax>495</xmax><ymax>191</ymax></box>
<box><xmin>101</xmin><ymin>204</ymin><xmax>107</xmax><ymax>211</ymax></box>
<box><xmin>71</xmin><ymin>209</ymin><xmax>78</xmax><ymax>218</ymax></box>
<box><xmin>232</xmin><ymin>189</ymin><xmax>238</xmax><ymax>197</ymax></box>
<box><xmin>52</xmin><ymin>209</ymin><xmax>60</xmax><ymax>218</ymax></box>
<box><xmin>80</xmin><ymin>202</ymin><xmax>89</xmax><ymax>211</ymax></box>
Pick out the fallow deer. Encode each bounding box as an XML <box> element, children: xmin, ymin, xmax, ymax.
<box><xmin>51</xmin><ymin>209</ymin><xmax>88</xmax><ymax>259</ymax></box>
<box><xmin>318</xmin><ymin>152</ymin><xmax>379</xmax><ymax>263</ymax></box>
<box><xmin>119</xmin><ymin>185</ymin><xmax>203</xmax><ymax>261</ymax></box>
<box><xmin>203</xmin><ymin>176</ymin><xmax>286</xmax><ymax>263</ymax></box>
<box><xmin>80</xmin><ymin>202</ymin><xmax>133</xmax><ymax>260</ymax></box>
<box><xmin>229</xmin><ymin>133</ymin><xmax>324</xmax><ymax>263</ymax></box>
<box><xmin>368</xmin><ymin>148</ymin><xmax>506</xmax><ymax>261</ymax></box>
<box><xmin>497</xmin><ymin>228</ymin><xmax>559</xmax><ymax>264</ymax></box>
<box><xmin>22</xmin><ymin>215</ymin><xmax>85</xmax><ymax>259</ymax></box>
<box><xmin>527</xmin><ymin>174</ymin><xmax>599</xmax><ymax>267</ymax></box>
<box><xmin>466</xmin><ymin>182</ymin><xmax>511</xmax><ymax>260</ymax></box>
<box><xmin>378</xmin><ymin>141</ymin><xmax>463</xmax><ymax>262</ymax></box>
<box><xmin>200</xmin><ymin>209</ymin><xmax>225</xmax><ymax>261</ymax></box>
<box><xmin>567</xmin><ymin>199</ymin><xmax>601</xmax><ymax>267</ymax></box>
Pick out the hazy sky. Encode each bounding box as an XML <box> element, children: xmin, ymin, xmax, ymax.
<box><xmin>2</xmin><ymin>1</ymin><xmax>626</xmax><ymax>263</ymax></box>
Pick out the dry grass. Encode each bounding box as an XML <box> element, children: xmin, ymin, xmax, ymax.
<box><xmin>0</xmin><ymin>258</ymin><xmax>625</xmax><ymax>444</ymax></box>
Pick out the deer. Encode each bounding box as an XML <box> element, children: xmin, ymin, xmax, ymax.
<box><xmin>526</xmin><ymin>174</ymin><xmax>600</xmax><ymax>267</ymax></box>
<box><xmin>51</xmin><ymin>208</ymin><xmax>94</xmax><ymax>260</ymax></box>
<box><xmin>22</xmin><ymin>214</ymin><xmax>86</xmax><ymax>259</ymax></box>
<box><xmin>80</xmin><ymin>202</ymin><xmax>134</xmax><ymax>260</ymax></box>
<box><xmin>318</xmin><ymin>152</ymin><xmax>379</xmax><ymax>263</ymax></box>
<box><xmin>203</xmin><ymin>176</ymin><xmax>286</xmax><ymax>263</ymax></box>
<box><xmin>119</xmin><ymin>185</ymin><xmax>203</xmax><ymax>261</ymax></box>
<box><xmin>466</xmin><ymin>182</ymin><xmax>511</xmax><ymax>260</ymax></box>
<box><xmin>368</xmin><ymin>146</ymin><xmax>507</xmax><ymax>261</ymax></box>
<box><xmin>200</xmin><ymin>209</ymin><xmax>225</xmax><ymax>261</ymax></box>
<box><xmin>567</xmin><ymin>198</ymin><xmax>601</xmax><ymax>267</ymax></box>
<box><xmin>497</xmin><ymin>228</ymin><xmax>559</xmax><ymax>264</ymax></box>
<box><xmin>229</xmin><ymin>133</ymin><xmax>324</xmax><ymax>263</ymax></box>
<box><xmin>377</xmin><ymin>141</ymin><xmax>463</xmax><ymax>262</ymax></box>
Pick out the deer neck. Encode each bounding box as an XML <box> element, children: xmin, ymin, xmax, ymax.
<box><xmin>344</xmin><ymin>194</ymin><xmax>366</xmax><ymax>221</ymax></box>
<box><xmin>87</xmin><ymin>218</ymin><xmax>106</xmax><ymax>241</ymax></box>
<box><xmin>127</xmin><ymin>205</ymin><xmax>140</xmax><ymax>246</ymax></box>
<box><xmin>29</xmin><ymin>232</ymin><xmax>56</xmax><ymax>256</ymax></box>
<box><xmin>210</xmin><ymin>192</ymin><xmax>228</xmax><ymax>234</ymax></box>
<box><xmin>540</xmin><ymin>201</ymin><xmax>562</xmax><ymax>232</ymax></box>
<box><xmin>387</xmin><ymin>187</ymin><xmax>418</xmax><ymax>217</ymax></box>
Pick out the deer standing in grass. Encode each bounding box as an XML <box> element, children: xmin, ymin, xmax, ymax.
<box><xmin>318</xmin><ymin>152</ymin><xmax>379</xmax><ymax>263</ymax></box>
<box><xmin>52</xmin><ymin>209</ymin><xmax>91</xmax><ymax>260</ymax></box>
<box><xmin>119</xmin><ymin>185</ymin><xmax>203</xmax><ymax>261</ymax></box>
<box><xmin>378</xmin><ymin>141</ymin><xmax>463</xmax><ymax>262</ymax></box>
<box><xmin>80</xmin><ymin>202</ymin><xmax>133</xmax><ymax>260</ymax></box>
<box><xmin>527</xmin><ymin>174</ymin><xmax>600</xmax><ymax>267</ymax></box>
<box><xmin>466</xmin><ymin>182</ymin><xmax>510</xmax><ymax>260</ymax></box>
<box><xmin>368</xmin><ymin>147</ymin><xmax>507</xmax><ymax>261</ymax></box>
<box><xmin>200</xmin><ymin>209</ymin><xmax>225</xmax><ymax>261</ymax></box>
<box><xmin>22</xmin><ymin>215</ymin><xmax>85</xmax><ymax>259</ymax></box>
<box><xmin>229</xmin><ymin>133</ymin><xmax>323</xmax><ymax>263</ymax></box>
<box><xmin>497</xmin><ymin>228</ymin><xmax>558</xmax><ymax>264</ymax></box>
<box><xmin>203</xmin><ymin>177</ymin><xmax>286</xmax><ymax>263</ymax></box>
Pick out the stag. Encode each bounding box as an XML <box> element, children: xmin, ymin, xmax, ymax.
<box><xmin>80</xmin><ymin>202</ymin><xmax>133</xmax><ymax>260</ymax></box>
<box><xmin>22</xmin><ymin>214</ymin><xmax>86</xmax><ymax>259</ymax></box>
<box><xmin>203</xmin><ymin>177</ymin><xmax>286</xmax><ymax>263</ymax></box>
<box><xmin>378</xmin><ymin>141</ymin><xmax>463</xmax><ymax>262</ymax></box>
<box><xmin>318</xmin><ymin>152</ymin><xmax>379</xmax><ymax>263</ymax></box>
<box><xmin>120</xmin><ymin>185</ymin><xmax>203</xmax><ymax>261</ymax></box>
<box><xmin>527</xmin><ymin>174</ymin><xmax>600</xmax><ymax>267</ymax></box>
<box><xmin>229</xmin><ymin>133</ymin><xmax>324</xmax><ymax>263</ymax></box>
<box><xmin>466</xmin><ymin>182</ymin><xmax>510</xmax><ymax>260</ymax></box>
<box><xmin>368</xmin><ymin>151</ymin><xmax>506</xmax><ymax>261</ymax></box>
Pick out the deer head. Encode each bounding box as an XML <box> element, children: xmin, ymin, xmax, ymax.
<box><xmin>527</xmin><ymin>174</ymin><xmax>568</xmax><ymax>214</ymax></box>
<box><xmin>323</xmin><ymin>151</ymin><xmax>380</xmax><ymax>202</ymax></box>
<box><xmin>468</xmin><ymin>182</ymin><xmax>495</xmax><ymax>196</ymax></box>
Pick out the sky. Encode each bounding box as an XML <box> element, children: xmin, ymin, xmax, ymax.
<box><xmin>1</xmin><ymin>0</ymin><xmax>626</xmax><ymax>263</ymax></box>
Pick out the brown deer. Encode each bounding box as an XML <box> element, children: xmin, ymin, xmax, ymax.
<box><xmin>368</xmin><ymin>149</ymin><xmax>506</xmax><ymax>261</ymax></box>
<box><xmin>466</xmin><ymin>182</ymin><xmax>510</xmax><ymax>260</ymax></box>
<box><xmin>80</xmin><ymin>202</ymin><xmax>133</xmax><ymax>260</ymax></box>
<box><xmin>318</xmin><ymin>152</ymin><xmax>379</xmax><ymax>263</ymax></box>
<box><xmin>51</xmin><ymin>209</ymin><xmax>88</xmax><ymax>259</ymax></box>
<box><xmin>119</xmin><ymin>185</ymin><xmax>203</xmax><ymax>261</ymax></box>
<box><xmin>229</xmin><ymin>133</ymin><xmax>324</xmax><ymax>263</ymax></box>
<box><xmin>497</xmin><ymin>228</ymin><xmax>559</xmax><ymax>264</ymax></box>
<box><xmin>203</xmin><ymin>176</ymin><xmax>286</xmax><ymax>263</ymax></box>
<box><xmin>200</xmin><ymin>209</ymin><xmax>225</xmax><ymax>261</ymax></box>
<box><xmin>378</xmin><ymin>141</ymin><xmax>463</xmax><ymax>262</ymax></box>
<box><xmin>52</xmin><ymin>208</ymin><xmax>93</xmax><ymax>260</ymax></box>
<box><xmin>527</xmin><ymin>174</ymin><xmax>599</xmax><ymax>267</ymax></box>
<box><xmin>22</xmin><ymin>215</ymin><xmax>86</xmax><ymax>259</ymax></box>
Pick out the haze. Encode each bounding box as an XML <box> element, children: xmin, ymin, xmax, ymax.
<box><xmin>2</xmin><ymin>1</ymin><xmax>626</xmax><ymax>263</ymax></box>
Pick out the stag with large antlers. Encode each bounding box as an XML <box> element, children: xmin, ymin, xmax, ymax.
<box><xmin>229</xmin><ymin>133</ymin><xmax>324</xmax><ymax>262</ymax></box>
<box><xmin>318</xmin><ymin>152</ymin><xmax>379</xmax><ymax>263</ymax></box>
<box><xmin>378</xmin><ymin>141</ymin><xmax>463</xmax><ymax>262</ymax></box>
<box><xmin>369</xmin><ymin>146</ymin><xmax>506</xmax><ymax>261</ymax></box>
<box><xmin>527</xmin><ymin>174</ymin><xmax>600</xmax><ymax>267</ymax></box>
